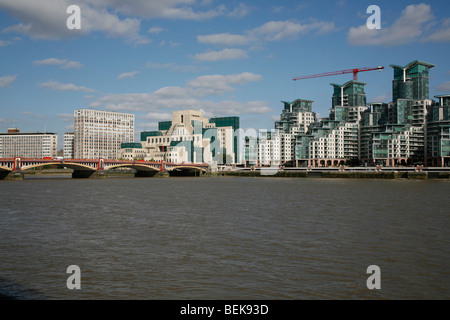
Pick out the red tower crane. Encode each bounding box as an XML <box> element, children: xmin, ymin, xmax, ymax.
<box><xmin>293</xmin><ymin>66</ymin><xmax>384</xmax><ymax>82</ymax></box>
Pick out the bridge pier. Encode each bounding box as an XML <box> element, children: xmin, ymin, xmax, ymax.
<box><xmin>135</xmin><ymin>170</ymin><xmax>159</xmax><ymax>178</ymax></box>
<box><xmin>153</xmin><ymin>171</ymin><xmax>170</xmax><ymax>178</ymax></box>
<box><xmin>72</xmin><ymin>170</ymin><xmax>107</xmax><ymax>179</ymax></box>
<box><xmin>0</xmin><ymin>171</ymin><xmax>24</xmax><ymax>180</ymax></box>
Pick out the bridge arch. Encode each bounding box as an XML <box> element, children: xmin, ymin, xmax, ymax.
<box><xmin>21</xmin><ymin>162</ymin><xmax>96</xmax><ymax>171</ymax></box>
<box><xmin>105</xmin><ymin>163</ymin><xmax>161</xmax><ymax>177</ymax></box>
<box><xmin>169</xmin><ymin>165</ymin><xmax>207</xmax><ymax>172</ymax></box>
<box><xmin>0</xmin><ymin>165</ymin><xmax>12</xmax><ymax>172</ymax></box>
<box><xmin>168</xmin><ymin>165</ymin><xmax>207</xmax><ymax>176</ymax></box>
<box><xmin>105</xmin><ymin>164</ymin><xmax>159</xmax><ymax>171</ymax></box>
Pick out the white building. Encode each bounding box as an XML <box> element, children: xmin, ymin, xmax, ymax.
<box><xmin>258</xmin><ymin>130</ymin><xmax>281</xmax><ymax>166</ymax></box>
<box><xmin>122</xmin><ymin>110</ymin><xmax>240</xmax><ymax>165</ymax></box>
<box><xmin>275</xmin><ymin>99</ymin><xmax>317</xmax><ymax>165</ymax></box>
<box><xmin>280</xmin><ymin>133</ymin><xmax>295</xmax><ymax>164</ymax></box>
<box><xmin>0</xmin><ymin>128</ymin><xmax>58</xmax><ymax>158</ymax></box>
<box><xmin>120</xmin><ymin>143</ymin><xmax>147</xmax><ymax>160</ymax></box>
<box><xmin>63</xmin><ymin>132</ymin><xmax>74</xmax><ymax>159</ymax></box>
<box><xmin>244</xmin><ymin>129</ymin><xmax>281</xmax><ymax>166</ymax></box>
<box><xmin>308</xmin><ymin>122</ymin><xmax>359</xmax><ymax>161</ymax></box>
<box><xmin>74</xmin><ymin>109</ymin><xmax>134</xmax><ymax>159</ymax></box>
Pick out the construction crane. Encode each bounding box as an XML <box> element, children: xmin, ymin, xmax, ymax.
<box><xmin>293</xmin><ymin>66</ymin><xmax>384</xmax><ymax>82</ymax></box>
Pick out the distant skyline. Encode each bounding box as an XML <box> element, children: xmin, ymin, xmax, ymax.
<box><xmin>1</xmin><ymin>0</ymin><xmax>449</xmax><ymax>147</ymax></box>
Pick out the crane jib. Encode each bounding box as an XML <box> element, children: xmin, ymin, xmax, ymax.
<box><xmin>293</xmin><ymin>66</ymin><xmax>384</xmax><ymax>81</ymax></box>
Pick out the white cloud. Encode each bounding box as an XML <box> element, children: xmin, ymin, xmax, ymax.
<box><xmin>197</xmin><ymin>19</ymin><xmax>336</xmax><ymax>47</ymax></box>
<box><xmin>57</xmin><ymin>113</ymin><xmax>74</xmax><ymax>122</ymax></box>
<box><xmin>187</xmin><ymin>72</ymin><xmax>262</xmax><ymax>96</ymax></box>
<box><xmin>20</xmin><ymin>111</ymin><xmax>47</xmax><ymax>120</ymax></box>
<box><xmin>251</xmin><ymin>20</ymin><xmax>307</xmax><ymax>41</ymax></box>
<box><xmin>0</xmin><ymin>1</ymin><xmax>253</xmax><ymax>44</ymax></box>
<box><xmin>193</xmin><ymin>48</ymin><xmax>248</xmax><ymax>61</ymax></box>
<box><xmin>141</xmin><ymin>112</ymin><xmax>172</xmax><ymax>121</ymax></box>
<box><xmin>348</xmin><ymin>3</ymin><xmax>435</xmax><ymax>46</ymax></box>
<box><xmin>210</xmin><ymin>100</ymin><xmax>272</xmax><ymax>115</ymax></box>
<box><xmin>137</xmin><ymin>122</ymin><xmax>158</xmax><ymax>130</ymax></box>
<box><xmin>197</xmin><ymin>33</ymin><xmax>251</xmax><ymax>46</ymax></box>
<box><xmin>33</xmin><ymin>58</ymin><xmax>83</xmax><ymax>69</ymax></box>
<box><xmin>272</xmin><ymin>6</ymin><xmax>284</xmax><ymax>14</ymax></box>
<box><xmin>0</xmin><ymin>40</ymin><xmax>12</xmax><ymax>47</ymax></box>
<box><xmin>370</xmin><ymin>93</ymin><xmax>390</xmax><ymax>103</ymax></box>
<box><xmin>306</xmin><ymin>21</ymin><xmax>336</xmax><ymax>35</ymax></box>
<box><xmin>39</xmin><ymin>80</ymin><xmax>96</xmax><ymax>92</ymax></box>
<box><xmin>437</xmin><ymin>81</ymin><xmax>450</xmax><ymax>92</ymax></box>
<box><xmin>270</xmin><ymin>115</ymin><xmax>279</xmax><ymax>121</ymax></box>
<box><xmin>0</xmin><ymin>37</ymin><xmax>22</xmax><ymax>47</ymax></box>
<box><xmin>427</xmin><ymin>19</ymin><xmax>450</xmax><ymax>42</ymax></box>
<box><xmin>158</xmin><ymin>40</ymin><xmax>180</xmax><ymax>48</ymax></box>
<box><xmin>89</xmin><ymin>72</ymin><xmax>270</xmax><ymax>116</ymax></box>
<box><xmin>118</xmin><ymin>71</ymin><xmax>140</xmax><ymax>80</ymax></box>
<box><xmin>146</xmin><ymin>61</ymin><xmax>176</xmax><ymax>69</ymax></box>
<box><xmin>90</xmin><ymin>0</ymin><xmax>227</xmax><ymax>20</ymax></box>
<box><xmin>148</xmin><ymin>27</ymin><xmax>165</xmax><ymax>34</ymax></box>
<box><xmin>227</xmin><ymin>3</ymin><xmax>250</xmax><ymax>18</ymax></box>
<box><xmin>146</xmin><ymin>61</ymin><xmax>200</xmax><ymax>73</ymax></box>
<box><xmin>0</xmin><ymin>0</ymin><xmax>148</xmax><ymax>45</ymax></box>
<box><xmin>64</xmin><ymin>61</ymin><xmax>84</xmax><ymax>69</ymax></box>
<box><xmin>0</xmin><ymin>74</ymin><xmax>17</xmax><ymax>87</ymax></box>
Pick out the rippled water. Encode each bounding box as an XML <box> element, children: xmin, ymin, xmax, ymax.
<box><xmin>0</xmin><ymin>176</ymin><xmax>449</xmax><ymax>299</ymax></box>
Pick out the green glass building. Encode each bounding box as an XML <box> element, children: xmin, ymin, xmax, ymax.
<box><xmin>331</xmin><ymin>81</ymin><xmax>367</xmax><ymax>108</ymax></box>
<box><xmin>390</xmin><ymin>60</ymin><xmax>435</xmax><ymax>102</ymax></box>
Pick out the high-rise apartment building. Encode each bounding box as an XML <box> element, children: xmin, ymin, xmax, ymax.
<box><xmin>360</xmin><ymin>61</ymin><xmax>435</xmax><ymax>166</ymax></box>
<box><xmin>244</xmin><ymin>130</ymin><xmax>280</xmax><ymax>166</ymax></box>
<box><xmin>63</xmin><ymin>132</ymin><xmax>74</xmax><ymax>159</ymax></box>
<box><xmin>0</xmin><ymin>128</ymin><xmax>58</xmax><ymax>158</ymax></box>
<box><xmin>331</xmin><ymin>81</ymin><xmax>367</xmax><ymax>109</ymax></box>
<box><xmin>244</xmin><ymin>60</ymin><xmax>447</xmax><ymax>168</ymax></box>
<box><xmin>275</xmin><ymin>99</ymin><xmax>316</xmax><ymax>165</ymax></box>
<box><xmin>74</xmin><ymin>109</ymin><xmax>134</xmax><ymax>159</ymax></box>
<box><xmin>391</xmin><ymin>60</ymin><xmax>435</xmax><ymax>102</ymax></box>
<box><xmin>426</xmin><ymin>94</ymin><xmax>450</xmax><ymax>166</ymax></box>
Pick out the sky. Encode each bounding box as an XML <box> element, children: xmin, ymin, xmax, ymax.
<box><xmin>0</xmin><ymin>0</ymin><xmax>449</xmax><ymax>148</ymax></box>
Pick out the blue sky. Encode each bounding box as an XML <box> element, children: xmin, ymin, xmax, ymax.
<box><xmin>1</xmin><ymin>0</ymin><xmax>449</xmax><ymax>147</ymax></box>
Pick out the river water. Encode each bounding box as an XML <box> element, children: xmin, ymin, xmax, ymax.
<box><xmin>0</xmin><ymin>176</ymin><xmax>449</xmax><ymax>299</ymax></box>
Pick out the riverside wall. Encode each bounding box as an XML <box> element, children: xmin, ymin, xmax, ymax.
<box><xmin>211</xmin><ymin>169</ymin><xmax>450</xmax><ymax>180</ymax></box>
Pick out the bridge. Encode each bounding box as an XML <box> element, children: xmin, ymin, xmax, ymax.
<box><xmin>0</xmin><ymin>157</ymin><xmax>209</xmax><ymax>180</ymax></box>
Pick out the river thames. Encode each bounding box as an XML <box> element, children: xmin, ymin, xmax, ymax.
<box><xmin>0</xmin><ymin>176</ymin><xmax>449</xmax><ymax>299</ymax></box>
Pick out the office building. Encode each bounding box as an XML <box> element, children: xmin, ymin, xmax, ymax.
<box><xmin>0</xmin><ymin>128</ymin><xmax>58</xmax><ymax>158</ymax></box>
<box><xmin>123</xmin><ymin>110</ymin><xmax>240</xmax><ymax>165</ymax></box>
<box><xmin>74</xmin><ymin>109</ymin><xmax>135</xmax><ymax>159</ymax></box>
<box><xmin>63</xmin><ymin>132</ymin><xmax>74</xmax><ymax>159</ymax></box>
